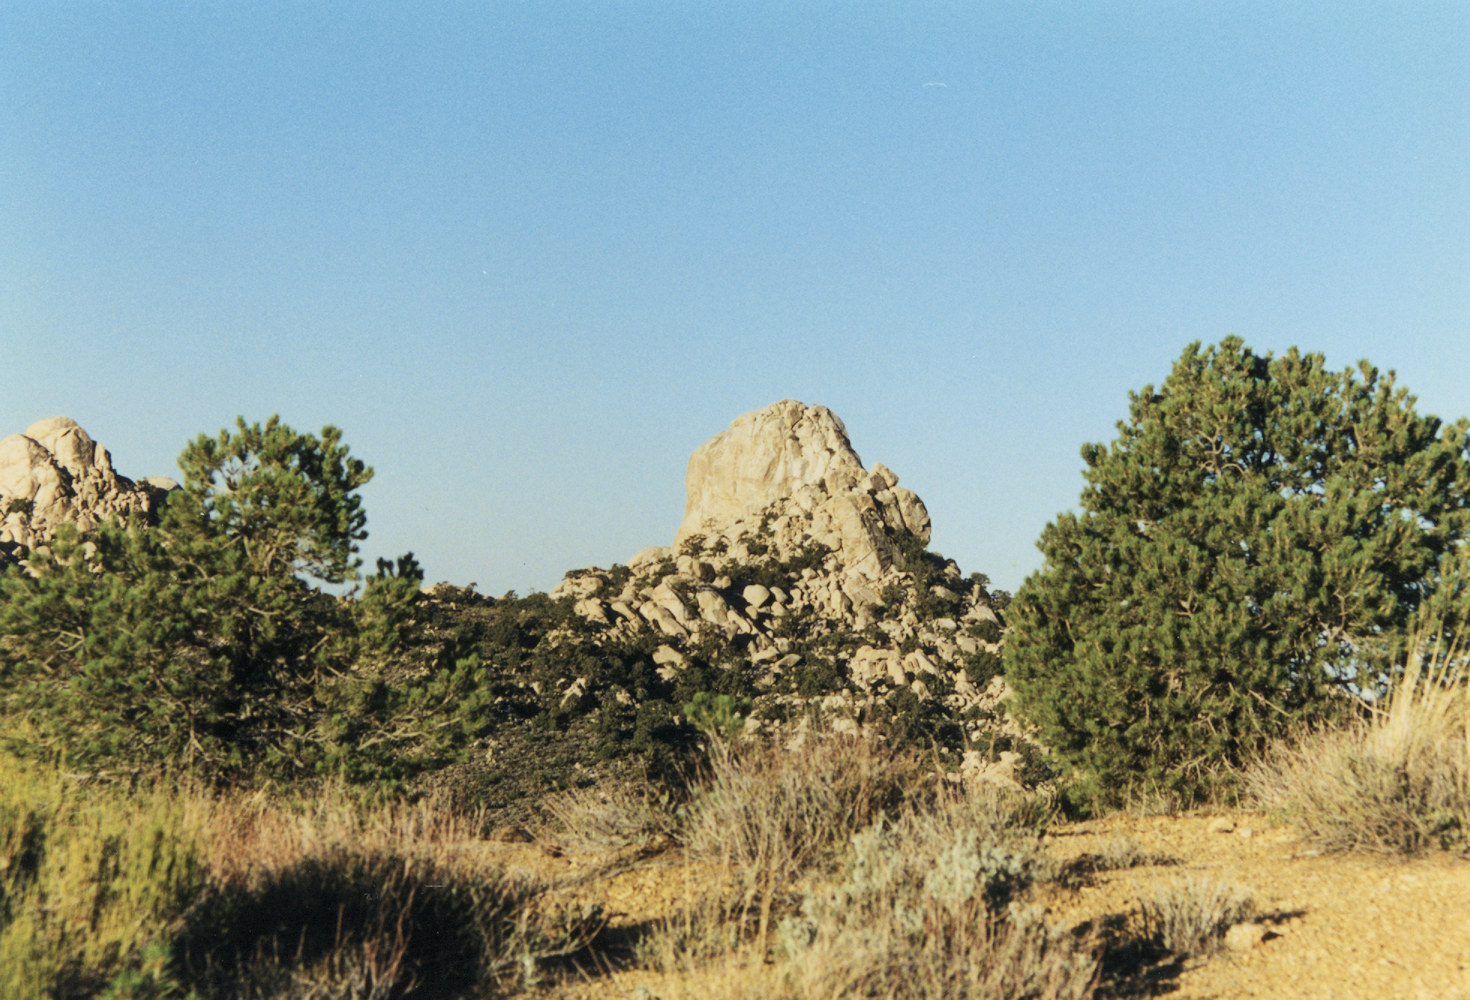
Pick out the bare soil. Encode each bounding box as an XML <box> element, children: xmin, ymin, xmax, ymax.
<box><xmin>496</xmin><ymin>812</ymin><xmax>1470</xmax><ymax>1000</ymax></box>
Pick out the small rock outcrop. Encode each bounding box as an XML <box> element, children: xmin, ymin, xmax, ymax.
<box><xmin>0</xmin><ymin>417</ymin><xmax>175</xmax><ymax>564</ymax></box>
<box><xmin>550</xmin><ymin>400</ymin><xmax>1022</xmax><ymax>766</ymax></box>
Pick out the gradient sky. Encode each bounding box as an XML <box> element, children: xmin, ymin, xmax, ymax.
<box><xmin>3</xmin><ymin>2</ymin><xmax>1467</xmax><ymax>595</ymax></box>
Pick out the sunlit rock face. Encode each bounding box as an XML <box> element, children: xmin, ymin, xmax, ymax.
<box><xmin>0</xmin><ymin>417</ymin><xmax>174</xmax><ymax>562</ymax></box>
<box><xmin>549</xmin><ymin>400</ymin><xmax>1013</xmax><ymax>750</ymax></box>
<box><xmin>674</xmin><ymin>399</ymin><xmax>931</xmax><ymax>582</ymax></box>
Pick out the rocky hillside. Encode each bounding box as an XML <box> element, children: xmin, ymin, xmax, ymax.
<box><xmin>545</xmin><ymin>400</ymin><xmax>1031</xmax><ymax>786</ymax></box>
<box><xmin>0</xmin><ymin>417</ymin><xmax>175</xmax><ymax>566</ymax></box>
<box><xmin>0</xmin><ymin>406</ymin><xmax>1037</xmax><ymax>790</ymax></box>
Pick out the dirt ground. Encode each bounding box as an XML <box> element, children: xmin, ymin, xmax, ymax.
<box><xmin>1045</xmin><ymin>813</ymin><xmax>1470</xmax><ymax>1000</ymax></box>
<box><xmin>494</xmin><ymin>811</ymin><xmax>1470</xmax><ymax>1000</ymax></box>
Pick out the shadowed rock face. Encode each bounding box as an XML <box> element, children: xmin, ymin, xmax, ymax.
<box><xmin>0</xmin><ymin>417</ymin><xmax>174</xmax><ymax>563</ymax></box>
<box><xmin>675</xmin><ymin>400</ymin><xmax>931</xmax><ymax>581</ymax></box>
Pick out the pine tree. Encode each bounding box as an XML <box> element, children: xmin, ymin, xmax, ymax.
<box><xmin>1005</xmin><ymin>338</ymin><xmax>1470</xmax><ymax>806</ymax></box>
<box><xmin>0</xmin><ymin>417</ymin><xmax>486</xmax><ymax>786</ymax></box>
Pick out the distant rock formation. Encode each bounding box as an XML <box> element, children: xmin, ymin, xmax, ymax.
<box><xmin>675</xmin><ymin>400</ymin><xmax>931</xmax><ymax>581</ymax></box>
<box><xmin>0</xmin><ymin>417</ymin><xmax>175</xmax><ymax>564</ymax></box>
<box><xmin>550</xmin><ymin>400</ymin><xmax>1022</xmax><ymax>782</ymax></box>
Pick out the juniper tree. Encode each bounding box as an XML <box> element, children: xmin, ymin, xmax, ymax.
<box><xmin>1004</xmin><ymin>338</ymin><xmax>1470</xmax><ymax>806</ymax></box>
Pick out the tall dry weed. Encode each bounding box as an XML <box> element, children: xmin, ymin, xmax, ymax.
<box><xmin>1248</xmin><ymin>625</ymin><xmax>1470</xmax><ymax>853</ymax></box>
<box><xmin>679</xmin><ymin>734</ymin><xmax>929</xmax><ymax>953</ymax></box>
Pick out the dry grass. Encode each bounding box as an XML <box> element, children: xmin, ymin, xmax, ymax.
<box><xmin>541</xmin><ymin>780</ymin><xmax>683</xmax><ymax>856</ymax></box>
<box><xmin>1137</xmin><ymin>876</ymin><xmax>1256</xmax><ymax>958</ymax></box>
<box><xmin>1248</xmin><ymin>628</ymin><xmax>1470</xmax><ymax>854</ymax></box>
<box><xmin>635</xmin><ymin>733</ymin><xmax>1101</xmax><ymax>1000</ymax></box>
<box><xmin>677</xmin><ymin>733</ymin><xmax>931</xmax><ymax>954</ymax></box>
<box><xmin>0</xmin><ymin>754</ymin><xmax>211</xmax><ymax>1000</ymax></box>
<box><xmin>0</xmin><ymin>765</ymin><xmax>603</xmax><ymax>1000</ymax></box>
<box><xmin>179</xmin><ymin>787</ymin><xmax>603</xmax><ymax>999</ymax></box>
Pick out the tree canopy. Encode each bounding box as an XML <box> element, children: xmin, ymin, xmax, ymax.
<box><xmin>0</xmin><ymin>417</ymin><xmax>487</xmax><ymax>786</ymax></box>
<box><xmin>1004</xmin><ymin>338</ymin><xmax>1470</xmax><ymax>805</ymax></box>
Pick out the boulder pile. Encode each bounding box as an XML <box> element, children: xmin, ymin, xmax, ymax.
<box><xmin>549</xmin><ymin>400</ymin><xmax>1028</xmax><ymax>785</ymax></box>
<box><xmin>0</xmin><ymin>417</ymin><xmax>175</xmax><ymax>565</ymax></box>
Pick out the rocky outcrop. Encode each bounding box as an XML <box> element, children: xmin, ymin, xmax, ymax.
<box><xmin>675</xmin><ymin>400</ymin><xmax>931</xmax><ymax>581</ymax></box>
<box><xmin>0</xmin><ymin>417</ymin><xmax>175</xmax><ymax>563</ymax></box>
<box><xmin>550</xmin><ymin>400</ymin><xmax>1021</xmax><ymax>755</ymax></box>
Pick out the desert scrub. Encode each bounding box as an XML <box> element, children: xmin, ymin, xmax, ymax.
<box><xmin>673</xmin><ymin>734</ymin><xmax>930</xmax><ymax>955</ymax></box>
<box><xmin>182</xmin><ymin>849</ymin><xmax>599</xmax><ymax>999</ymax></box>
<box><xmin>0</xmin><ymin>753</ymin><xmax>210</xmax><ymax>1000</ymax></box>
<box><xmin>179</xmin><ymin>787</ymin><xmax>603</xmax><ymax>999</ymax></box>
<box><xmin>542</xmin><ymin>779</ymin><xmax>684</xmax><ymax>855</ymax></box>
<box><xmin>1137</xmin><ymin>876</ymin><xmax>1256</xmax><ymax>958</ymax></box>
<box><xmin>642</xmin><ymin>732</ymin><xmax>1099</xmax><ymax>999</ymax></box>
<box><xmin>1248</xmin><ymin>627</ymin><xmax>1469</xmax><ymax>854</ymax></box>
<box><xmin>775</xmin><ymin>803</ymin><xmax>1097</xmax><ymax>999</ymax></box>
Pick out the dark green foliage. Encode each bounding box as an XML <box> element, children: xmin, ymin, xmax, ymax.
<box><xmin>0</xmin><ymin>418</ymin><xmax>484</xmax><ymax>788</ymax></box>
<box><xmin>683</xmin><ymin>691</ymin><xmax>754</xmax><ymax>741</ymax></box>
<box><xmin>723</xmin><ymin>539</ymin><xmax>833</xmax><ymax>593</ymax></box>
<box><xmin>1005</xmin><ymin>339</ymin><xmax>1470</xmax><ymax>805</ymax></box>
<box><xmin>961</xmin><ymin>647</ymin><xmax>1003</xmax><ymax>690</ymax></box>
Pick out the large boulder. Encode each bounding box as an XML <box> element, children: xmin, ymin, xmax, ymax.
<box><xmin>675</xmin><ymin>400</ymin><xmax>931</xmax><ymax>580</ymax></box>
<box><xmin>0</xmin><ymin>417</ymin><xmax>174</xmax><ymax>562</ymax></box>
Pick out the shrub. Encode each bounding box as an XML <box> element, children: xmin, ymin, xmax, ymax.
<box><xmin>0</xmin><ymin>754</ymin><xmax>210</xmax><ymax>1000</ymax></box>
<box><xmin>775</xmin><ymin>798</ymin><xmax>1097</xmax><ymax>1000</ymax></box>
<box><xmin>679</xmin><ymin>735</ymin><xmax>928</xmax><ymax>953</ymax></box>
<box><xmin>1247</xmin><ymin>621</ymin><xmax>1469</xmax><ymax>854</ymax></box>
<box><xmin>182</xmin><ymin>848</ymin><xmax>598</xmax><ymax>999</ymax></box>
<box><xmin>1138</xmin><ymin>876</ymin><xmax>1256</xmax><ymax>958</ymax></box>
<box><xmin>1006</xmin><ymin>339</ymin><xmax>1470</xmax><ymax>806</ymax></box>
<box><xmin>542</xmin><ymin>779</ymin><xmax>685</xmax><ymax>855</ymax></box>
<box><xmin>645</xmin><ymin>735</ymin><xmax>1097</xmax><ymax>1000</ymax></box>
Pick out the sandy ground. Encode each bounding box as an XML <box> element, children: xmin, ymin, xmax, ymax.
<box><xmin>493</xmin><ymin>811</ymin><xmax>1470</xmax><ymax>1000</ymax></box>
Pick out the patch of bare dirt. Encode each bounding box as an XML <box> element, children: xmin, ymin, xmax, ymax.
<box><xmin>1042</xmin><ymin>812</ymin><xmax>1470</xmax><ymax>1000</ymax></box>
<box><xmin>490</xmin><ymin>813</ymin><xmax>1470</xmax><ymax>1000</ymax></box>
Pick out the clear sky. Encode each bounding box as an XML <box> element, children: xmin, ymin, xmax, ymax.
<box><xmin>3</xmin><ymin>2</ymin><xmax>1466</xmax><ymax>595</ymax></box>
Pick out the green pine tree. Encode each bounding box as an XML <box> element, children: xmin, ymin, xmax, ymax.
<box><xmin>1005</xmin><ymin>338</ymin><xmax>1470</xmax><ymax>807</ymax></box>
<box><xmin>0</xmin><ymin>417</ymin><xmax>488</xmax><ymax>787</ymax></box>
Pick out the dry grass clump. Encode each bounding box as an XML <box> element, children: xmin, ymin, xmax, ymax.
<box><xmin>1248</xmin><ymin>629</ymin><xmax>1470</xmax><ymax>854</ymax></box>
<box><xmin>180</xmin><ymin>787</ymin><xmax>602</xmax><ymax>999</ymax></box>
<box><xmin>1137</xmin><ymin>876</ymin><xmax>1257</xmax><ymax>959</ymax></box>
<box><xmin>1</xmin><ymin>765</ymin><xmax>601</xmax><ymax>1000</ymax></box>
<box><xmin>639</xmin><ymin>733</ymin><xmax>1101</xmax><ymax>999</ymax></box>
<box><xmin>541</xmin><ymin>780</ymin><xmax>684</xmax><ymax>855</ymax></box>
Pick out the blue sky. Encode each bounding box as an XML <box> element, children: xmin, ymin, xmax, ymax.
<box><xmin>3</xmin><ymin>2</ymin><xmax>1466</xmax><ymax>594</ymax></box>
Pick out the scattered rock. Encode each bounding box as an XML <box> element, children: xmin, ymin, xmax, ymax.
<box><xmin>1224</xmin><ymin>921</ymin><xmax>1268</xmax><ymax>951</ymax></box>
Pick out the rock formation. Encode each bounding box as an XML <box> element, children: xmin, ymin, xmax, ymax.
<box><xmin>675</xmin><ymin>400</ymin><xmax>931</xmax><ymax>581</ymax></box>
<box><xmin>548</xmin><ymin>400</ymin><xmax>1024</xmax><ymax>782</ymax></box>
<box><xmin>0</xmin><ymin>417</ymin><xmax>175</xmax><ymax>564</ymax></box>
